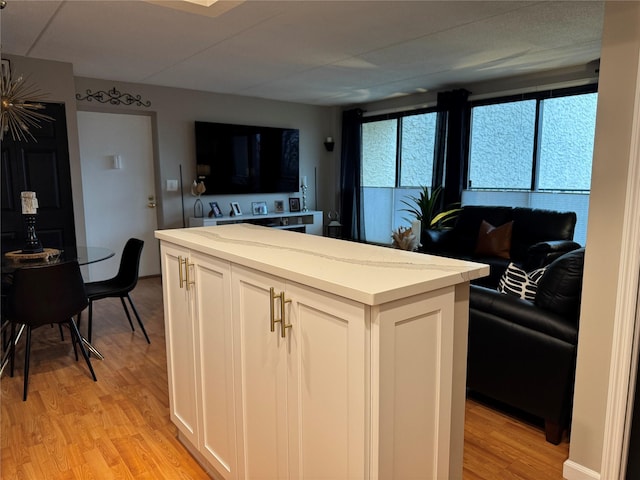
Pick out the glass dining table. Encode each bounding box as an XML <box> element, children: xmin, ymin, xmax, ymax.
<box><xmin>1</xmin><ymin>245</ymin><xmax>115</xmax><ymax>274</ymax></box>
<box><xmin>1</xmin><ymin>245</ymin><xmax>115</xmax><ymax>374</ymax></box>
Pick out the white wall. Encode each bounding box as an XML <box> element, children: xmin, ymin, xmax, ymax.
<box><xmin>74</xmin><ymin>77</ymin><xmax>340</xmax><ymax>232</ymax></box>
<box><xmin>566</xmin><ymin>1</ymin><xmax>640</xmax><ymax>476</ymax></box>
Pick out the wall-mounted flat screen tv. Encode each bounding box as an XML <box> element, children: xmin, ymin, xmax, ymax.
<box><xmin>195</xmin><ymin>121</ymin><xmax>299</xmax><ymax>194</ymax></box>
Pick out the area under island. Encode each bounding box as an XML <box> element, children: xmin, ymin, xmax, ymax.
<box><xmin>155</xmin><ymin>224</ymin><xmax>489</xmax><ymax>480</ymax></box>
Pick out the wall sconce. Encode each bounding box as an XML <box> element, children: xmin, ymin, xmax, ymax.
<box><xmin>324</xmin><ymin>136</ymin><xmax>335</xmax><ymax>152</ymax></box>
<box><xmin>111</xmin><ymin>154</ymin><xmax>123</xmax><ymax>169</ymax></box>
<box><xmin>196</xmin><ymin>163</ymin><xmax>211</xmax><ymax>178</ymax></box>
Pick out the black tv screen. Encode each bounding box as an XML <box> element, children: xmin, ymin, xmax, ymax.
<box><xmin>195</xmin><ymin>121</ymin><xmax>299</xmax><ymax>194</ymax></box>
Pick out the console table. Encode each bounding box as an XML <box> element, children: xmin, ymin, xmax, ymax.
<box><xmin>188</xmin><ymin>210</ymin><xmax>323</xmax><ymax>235</ymax></box>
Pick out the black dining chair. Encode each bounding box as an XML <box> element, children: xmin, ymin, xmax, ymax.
<box><xmin>83</xmin><ymin>238</ymin><xmax>150</xmax><ymax>344</ymax></box>
<box><xmin>8</xmin><ymin>260</ymin><xmax>97</xmax><ymax>401</ymax></box>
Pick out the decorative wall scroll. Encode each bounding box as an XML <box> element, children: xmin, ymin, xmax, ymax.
<box><xmin>75</xmin><ymin>87</ymin><xmax>151</xmax><ymax>107</ymax></box>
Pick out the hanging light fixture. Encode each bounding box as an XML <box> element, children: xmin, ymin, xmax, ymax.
<box><xmin>1</xmin><ymin>60</ymin><xmax>53</xmax><ymax>142</ymax></box>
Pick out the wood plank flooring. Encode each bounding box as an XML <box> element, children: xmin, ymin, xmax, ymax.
<box><xmin>1</xmin><ymin>276</ymin><xmax>569</xmax><ymax>479</ymax></box>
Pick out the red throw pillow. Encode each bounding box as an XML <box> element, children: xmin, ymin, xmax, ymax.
<box><xmin>474</xmin><ymin>220</ymin><xmax>513</xmax><ymax>259</ymax></box>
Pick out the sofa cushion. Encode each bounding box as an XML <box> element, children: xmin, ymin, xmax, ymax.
<box><xmin>498</xmin><ymin>262</ymin><xmax>547</xmax><ymax>301</ymax></box>
<box><xmin>448</xmin><ymin>206</ymin><xmax>513</xmax><ymax>254</ymax></box>
<box><xmin>511</xmin><ymin>208</ymin><xmax>577</xmax><ymax>259</ymax></box>
<box><xmin>475</xmin><ymin>220</ymin><xmax>513</xmax><ymax>259</ymax></box>
<box><xmin>535</xmin><ymin>248</ymin><xmax>585</xmax><ymax>322</ymax></box>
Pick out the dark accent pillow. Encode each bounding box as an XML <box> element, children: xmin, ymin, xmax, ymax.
<box><xmin>498</xmin><ymin>262</ymin><xmax>547</xmax><ymax>301</ymax></box>
<box><xmin>474</xmin><ymin>220</ymin><xmax>513</xmax><ymax>259</ymax></box>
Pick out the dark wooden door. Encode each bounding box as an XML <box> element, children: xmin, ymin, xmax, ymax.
<box><xmin>1</xmin><ymin>103</ymin><xmax>77</xmax><ymax>257</ymax></box>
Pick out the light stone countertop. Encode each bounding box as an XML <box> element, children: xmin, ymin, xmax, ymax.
<box><xmin>155</xmin><ymin>223</ymin><xmax>489</xmax><ymax>306</ymax></box>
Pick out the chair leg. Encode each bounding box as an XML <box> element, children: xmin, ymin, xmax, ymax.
<box><xmin>120</xmin><ymin>297</ymin><xmax>136</xmax><ymax>332</ymax></box>
<box><xmin>67</xmin><ymin>319</ymin><xmax>97</xmax><ymax>382</ymax></box>
<box><xmin>87</xmin><ymin>301</ymin><xmax>93</xmax><ymax>344</ymax></box>
<box><xmin>58</xmin><ymin>324</ymin><xmax>65</xmax><ymax>341</ymax></box>
<box><xmin>126</xmin><ymin>294</ymin><xmax>150</xmax><ymax>344</ymax></box>
<box><xmin>9</xmin><ymin>321</ymin><xmax>16</xmax><ymax>378</ymax></box>
<box><xmin>23</xmin><ymin>326</ymin><xmax>32</xmax><ymax>401</ymax></box>
<box><xmin>68</xmin><ymin>322</ymin><xmax>79</xmax><ymax>361</ymax></box>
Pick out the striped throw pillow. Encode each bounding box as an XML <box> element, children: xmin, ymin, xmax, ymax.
<box><xmin>498</xmin><ymin>263</ymin><xmax>547</xmax><ymax>301</ymax></box>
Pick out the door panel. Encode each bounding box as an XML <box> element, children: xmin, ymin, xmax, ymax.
<box><xmin>77</xmin><ymin>111</ymin><xmax>159</xmax><ymax>280</ymax></box>
<box><xmin>231</xmin><ymin>266</ymin><xmax>288</xmax><ymax>479</ymax></box>
<box><xmin>0</xmin><ymin>103</ymin><xmax>76</xmax><ymax>256</ymax></box>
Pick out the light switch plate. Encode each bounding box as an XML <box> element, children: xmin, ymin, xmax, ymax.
<box><xmin>166</xmin><ymin>179</ymin><xmax>179</xmax><ymax>191</ymax></box>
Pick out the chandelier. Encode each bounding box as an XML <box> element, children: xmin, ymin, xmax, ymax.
<box><xmin>1</xmin><ymin>61</ymin><xmax>53</xmax><ymax>142</ymax></box>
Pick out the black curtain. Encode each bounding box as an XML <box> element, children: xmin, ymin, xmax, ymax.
<box><xmin>433</xmin><ymin>89</ymin><xmax>471</xmax><ymax>208</ymax></box>
<box><xmin>339</xmin><ymin>108</ymin><xmax>364</xmax><ymax>241</ymax></box>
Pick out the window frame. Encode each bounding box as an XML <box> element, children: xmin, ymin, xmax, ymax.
<box><xmin>467</xmin><ymin>83</ymin><xmax>598</xmax><ymax>193</ymax></box>
<box><xmin>361</xmin><ymin>106</ymin><xmax>438</xmax><ymax>189</ymax></box>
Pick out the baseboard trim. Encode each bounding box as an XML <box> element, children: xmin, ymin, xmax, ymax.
<box><xmin>563</xmin><ymin>460</ymin><xmax>601</xmax><ymax>480</ymax></box>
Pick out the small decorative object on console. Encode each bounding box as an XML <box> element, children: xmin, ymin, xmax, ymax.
<box><xmin>274</xmin><ymin>200</ymin><xmax>285</xmax><ymax>213</ymax></box>
<box><xmin>252</xmin><ymin>201</ymin><xmax>268</xmax><ymax>215</ymax></box>
<box><xmin>191</xmin><ymin>180</ymin><xmax>206</xmax><ymax>218</ymax></box>
<box><xmin>289</xmin><ymin>197</ymin><xmax>301</xmax><ymax>212</ymax></box>
<box><xmin>209</xmin><ymin>201</ymin><xmax>223</xmax><ymax>218</ymax></box>
<box><xmin>230</xmin><ymin>202</ymin><xmax>242</xmax><ymax>216</ymax></box>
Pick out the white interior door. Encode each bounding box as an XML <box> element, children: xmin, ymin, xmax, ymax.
<box><xmin>77</xmin><ymin>111</ymin><xmax>159</xmax><ymax>281</ymax></box>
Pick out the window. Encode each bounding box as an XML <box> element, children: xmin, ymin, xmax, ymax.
<box><xmin>468</xmin><ymin>89</ymin><xmax>597</xmax><ymax>192</ymax></box>
<box><xmin>359</xmin><ymin>85</ymin><xmax>597</xmax><ymax>246</ymax></box>
<box><xmin>469</xmin><ymin>100</ymin><xmax>536</xmax><ymax>190</ymax></box>
<box><xmin>361</xmin><ymin>111</ymin><xmax>437</xmax><ymax>243</ymax></box>
<box><xmin>465</xmin><ymin>87</ymin><xmax>598</xmax><ymax>245</ymax></box>
<box><xmin>537</xmin><ymin>94</ymin><xmax>597</xmax><ymax>191</ymax></box>
<box><xmin>362</xmin><ymin>120</ymin><xmax>396</xmax><ymax>187</ymax></box>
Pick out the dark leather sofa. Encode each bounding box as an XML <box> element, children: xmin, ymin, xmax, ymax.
<box><xmin>466</xmin><ymin>248</ymin><xmax>585</xmax><ymax>444</ymax></box>
<box><xmin>420</xmin><ymin>205</ymin><xmax>581</xmax><ymax>288</ymax></box>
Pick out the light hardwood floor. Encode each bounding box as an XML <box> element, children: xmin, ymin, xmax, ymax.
<box><xmin>1</xmin><ymin>276</ymin><xmax>569</xmax><ymax>479</ymax></box>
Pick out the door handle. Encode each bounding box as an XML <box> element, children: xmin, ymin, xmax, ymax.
<box><xmin>148</xmin><ymin>195</ymin><xmax>156</xmax><ymax>208</ymax></box>
<box><xmin>270</xmin><ymin>287</ymin><xmax>282</xmax><ymax>332</ymax></box>
<box><xmin>178</xmin><ymin>256</ymin><xmax>187</xmax><ymax>288</ymax></box>
<box><xmin>279</xmin><ymin>291</ymin><xmax>292</xmax><ymax>338</ymax></box>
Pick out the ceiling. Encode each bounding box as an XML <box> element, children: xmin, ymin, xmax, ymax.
<box><xmin>1</xmin><ymin>0</ymin><xmax>604</xmax><ymax>107</ymax></box>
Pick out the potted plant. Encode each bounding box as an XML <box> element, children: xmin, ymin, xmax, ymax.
<box><xmin>401</xmin><ymin>185</ymin><xmax>460</xmax><ymax>230</ymax></box>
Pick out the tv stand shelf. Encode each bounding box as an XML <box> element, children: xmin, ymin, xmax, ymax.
<box><xmin>188</xmin><ymin>210</ymin><xmax>323</xmax><ymax>235</ymax></box>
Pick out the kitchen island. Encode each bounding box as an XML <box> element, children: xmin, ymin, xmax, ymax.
<box><xmin>155</xmin><ymin>224</ymin><xmax>488</xmax><ymax>480</ymax></box>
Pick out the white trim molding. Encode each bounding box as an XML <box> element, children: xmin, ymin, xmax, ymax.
<box><xmin>563</xmin><ymin>460</ymin><xmax>601</xmax><ymax>480</ymax></box>
<box><xmin>599</xmin><ymin>51</ymin><xmax>640</xmax><ymax>480</ymax></box>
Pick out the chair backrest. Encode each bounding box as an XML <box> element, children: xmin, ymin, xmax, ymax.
<box><xmin>9</xmin><ymin>260</ymin><xmax>88</xmax><ymax>328</ymax></box>
<box><xmin>115</xmin><ymin>238</ymin><xmax>144</xmax><ymax>291</ymax></box>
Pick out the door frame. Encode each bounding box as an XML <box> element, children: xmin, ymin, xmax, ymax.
<box><xmin>599</xmin><ymin>56</ymin><xmax>640</xmax><ymax>478</ymax></box>
<box><xmin>76</xmin><ymin>106</ymin><xmax>162</xmax><ymax>274</ymax></box>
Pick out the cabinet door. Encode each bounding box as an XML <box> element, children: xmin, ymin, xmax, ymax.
<box><xmin>285</xmin><ymin>282</ymin><xmax>368</xmax><ymax>479</ymax></box>
<box><xmin>160</xmin><ymin>242</ymin><xmax>199</xmax><ymax>445</ymax></box>
<box><xmin>375</xmin><ymin>287</ymin><xmax>456</xmax><ymax>479</ymax></box>
<box><xmin>231</xmin><ymin>266</ymin><xmax>288</xmax><ymax>479</ymax></box>
<box><xmin>191</xmin><ymin>252</ymin><xmax>236</xmax><ymax>479</ymax></box>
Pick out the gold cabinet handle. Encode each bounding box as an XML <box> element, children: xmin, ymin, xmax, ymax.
<box><xmin>185</xmin><ymin>259</ymin><xmax>194</xmax><ymax>291</ymax></box>
<box><xmin>178</xmin><ymin>256</ymin><xmax>186</xmax><ymax>289</ymax></box>
<box><xmin>279</xmin><ymin>291</ymin><xmax>292</xmax><ymax>338</ymax></box>
<box><xmin>270</xmin><ymin>287</ymin><xmax>282</xmax><ymax>332</ymax></box>
<box><xmin>178</xmin><ymin>256</ymin><xmax>194</xmax><ymax>290</ymax></box>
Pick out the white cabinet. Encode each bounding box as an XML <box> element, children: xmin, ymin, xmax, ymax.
<box><xmin>231</xmin><ymin>265</ymin><xmax>367</xmax><ymax>479</ymax></box>
<box><xmin>160</xmin><ymin>242</ymin><xmax>237</xmax><ymax>479</ymax></box>
<box><xmin>156</xmin><ymin>225</ymin><xmax>489</xmax><ymax>479</ymax></box>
